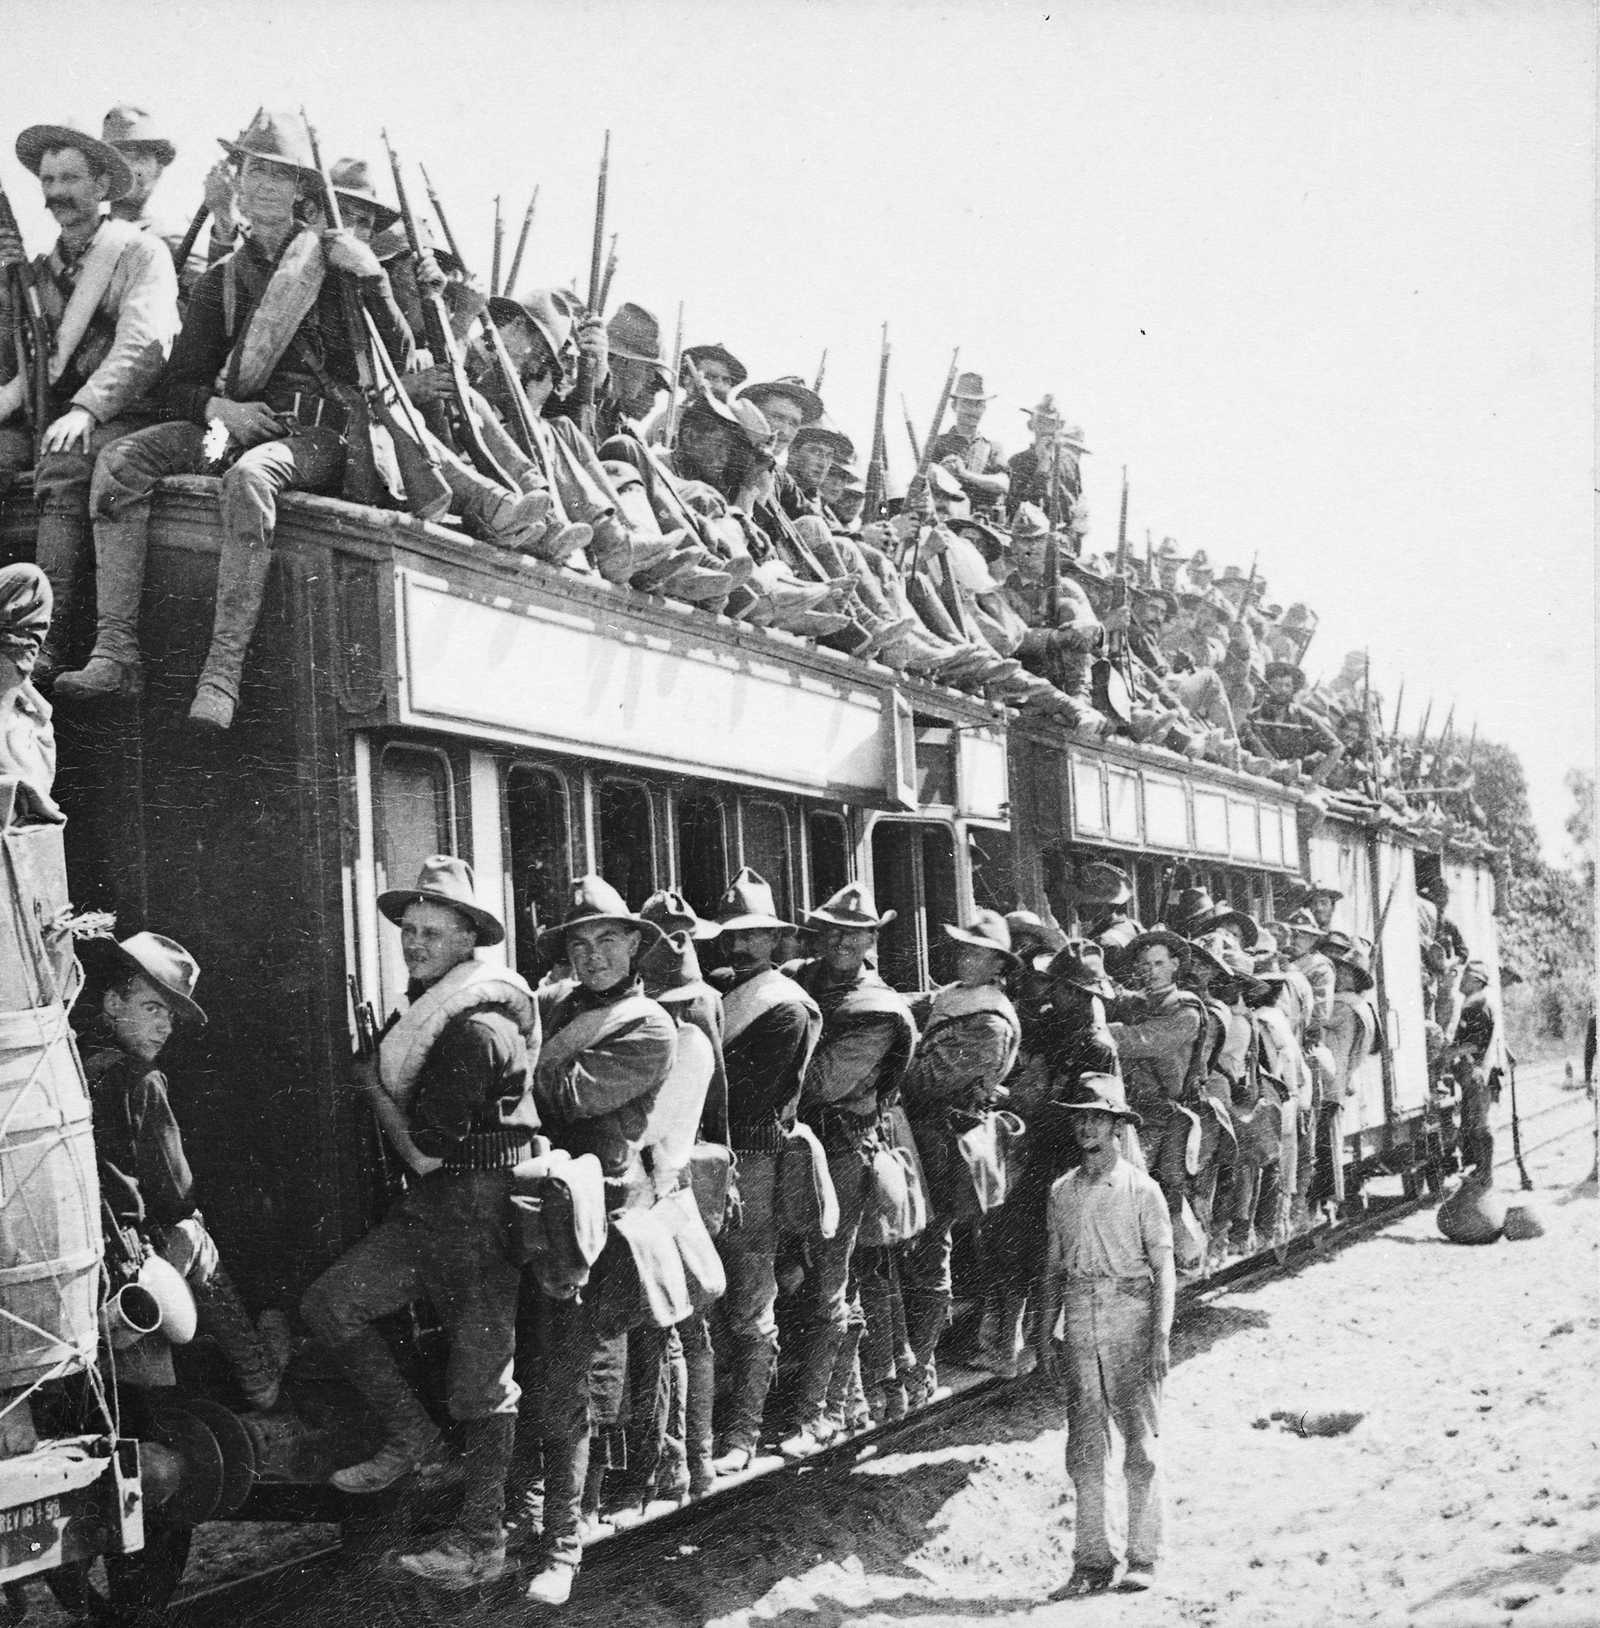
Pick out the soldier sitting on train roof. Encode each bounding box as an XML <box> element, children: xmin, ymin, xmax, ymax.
<box><xmin>100</xmin><ymin>105</ymin><xmax>184</xmax><ymax>262</ymax></box>
<box><xmin>0</xmin><ymin>115</ymin><xmax>180</xmax><ymax>678</ymax></box>
<box><xmin>79</xmin><ymin>930</ymin><xmax>290</xmax><ymax>1408</ymax></box>
<box><xmin>928</xmin><ymin>370</ymin><xmax>1009</xmax><ymax>520</ymax></box>
<box><xmin>822</xmin><ymin>461</ymin><xmax>865</xmax><ymax>533</ymax></box>
<box><xmin>50</xmin><ymin>109</ymin><xmax>410</xmax><ymax>732</ymax></box>
<box><xmin>1239</xmin><ymin>663</ymin><xmax>1344</xmax><ymax>787</ymax></box>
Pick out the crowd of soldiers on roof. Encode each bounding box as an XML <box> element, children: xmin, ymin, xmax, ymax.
<box><xmin>0</xmin><ymin>106</ymin><xmax>1504</xmax><ymax>1608</ymax></box>
<box><xmin>0</xmin><ymin>105</ymin><xmax>1484</xmax><ymax>848</ymax></box>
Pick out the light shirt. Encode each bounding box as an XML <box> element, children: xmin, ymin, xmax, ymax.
<box><xmin>1046</xmin><ymin>1156</ymin><xmax>1172</xmax><ymax>1280</ymax></box>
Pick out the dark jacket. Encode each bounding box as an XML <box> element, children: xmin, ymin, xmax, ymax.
<box><xmin>84</xmin><ymin>1043</ymin><xmax>196</xmax><ymax>1236</ymax></box>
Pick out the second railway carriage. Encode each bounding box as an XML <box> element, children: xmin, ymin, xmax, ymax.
<box><xmin>0</xmin><ymin>476</ymin><xmax>1503</xmax><ymax>1603</ymax></box>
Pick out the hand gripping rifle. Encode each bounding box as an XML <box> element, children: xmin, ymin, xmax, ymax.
<box><xmin>0</xmin><ymin>178</ymin><xmax>51</xmax><ymax>459</ymax></box>
<box><xmin>303</xmin><ymin>112</ymin><xmax>450</xmax><ymax>519</ymax></box>
<box><xmin>417</xmin><ymin>165</ymin><xmax>544</xmax><ymax>461</ymax></box>
<box><xmin>862</xmin><ymin>323</ymin><xmax>890</xmax><ymax>524</ymax></box>
<box><xmin>348</xmin><ymin>973</ymin><xmax>405</xmax><ymax>1209</ymax></box>
<box><xmin>383</xmin><ymin>131</ymin><xmax>513</xmax><ymax>487</ymax></box>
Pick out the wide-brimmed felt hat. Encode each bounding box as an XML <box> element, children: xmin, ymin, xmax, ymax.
<box><xmin>739</xmin><ymin>376</ymin><xmax>823</xmax><ymax>425</ymax></box>
<box><xmin>1046</xmin><ymin>938</ymin><xmax>1116</xmax><ymax>996</ymax></box>
<box><xmin>607</xmin><ymin>302</ymin><xmax>671</xmax><ymax>380</ymax></box>
<box><xmin>679</xmin><ymin>382</ymin><xmax>743</xmax><ymax>434</ymax></box>
<box><xmin>925</xmin><ymin>462</ymin><xmax>967</xmax><ymax>503</ymax></box>
<box><xmin>1005</xmin><ymin>909</ymin><xmax>1067</xmax><ymax>958</ymax></box>
<box><xmin>713</xmin><ymin>867</ymin><xmax>793</xmax><ymax>934</ymax></box>
<box><xmin>1134</xmin><ymin>586</ymin><xmax>1179</xmax><ymax>621</ymax></box>
<box><xmin>1077</xmin><ymin>862</ymin><xmax>1134</xmax><ymax>908</ymax></box>
<box><xmin>683</xmin><ymin>342</ymin><xmax>747</xmax><ymax>386</ymax></box>
<box><xmin>806</xmin><ymin>882</ymin><xmax>895</xmax><ymax>931</ymax></box>
<box><xmin>1185</xmin><ymin>900</ymin><xmax>1263</xmax><ymax>949</ymax></box>
<box><xmin>727</xmin><ymin>395</ymin><xmax>775</xmax><ymax>453</ymax></box>
<box><xmin>834</xmin><ymin>465</ymin><xmax>866</xmax><ymax>495</ymax></box>
<box><xmin>941</xmin><ymin>909</ymin><xmax>1020</xmax><ymax>969</ymax></box>
<box><xmin>1218</xmin><ymin>564</ymin><xmax>1248</xmax><ymax>585</ymax></box>
<box><xmin>1183</xmin><ymin>931</ymin><xmax>1236</xmax><ymax>982</ymax></box>
<box><xmin>538</xmin><ymin>874</ymin><xmax>664</xmax><ymax>958</ymax></box>
<box><xmin>950</xmin><ymin>371</ymin><xmax>995</xmax><ymax>403</ymax></box>
<box><xmin>641</xmin><ymin>887</ymin><xmax>721</xmax><ymax>942</ymax></box>
<box><xmin>1156</xmin><ymin>536</ymin><xmax>1188</xmax><ymax>562</ymax></box>
<box><xmin>1167</xmin><ymin>886</ymin><xmax>1213</xmax><ymax>930</ymax></box>
<box><xmin>101</xmin><ymin>105</ymin><xmax>176</xmax><ymax>167</ymax></box>
<box><xmin>1264</xmin><ymin>661</ymin><xmax>1308</xmax><ymax>692</ymax></box>
<box><xmin>489</xmin><ymin>288</ymin><xmax>574</xmax><ymax>375</ymax></box>
<box><xmin>1319</xmin><ymin>930</ymin><xmax>1374</xmax><ymax>992</ymax></box>
<box><xmin>328</xmin><ymin>156</ymin><xmax>400</xmax><ymax>230</ymax></box>
<box><xmin>1187</xmin><ymin>548</ymin><xmax>1213</xmax><ymax>576</ymax></box>
<box><xmin>1022</xmin><ymin>393</ymin><xmax>1062</xmax><ymax>425</ymax></box>
<box><xmin>17</xmin><ymin>118</ymin><xmax>133</xmax><ymax>201</ymax></box>
<box><xmin>1282</xmin><ymin>602</ymin><xmax>1314</xmax><ymax>628</ymax></box>
<box><xmin>217</xmin><ymin>107</ymin><xmax>316</xmax><ymax>174</ymax></box>
<box><xmin>1057</xmin><ymin>1072</ymin><xmax>1142</xmax><ymax>1126</ymax></box>
<box><xmin>790</xmin><ymin>422</ymin><xmax>854</xmax><ymax>463</ymax></box>
<box><xmin>1125</xmin><ymin>926</ymin><xmax>1192</xmax><ymax>967</ymax></box>
<box><xmin>1010</xmin><ymin>502</ymin><xmax>1051</xmax><ymax>543</ymax></box>
<box><xmin>1282</xmin><ymin>908</ymin><xmax>1324</xmax><ymax>937</ymax></box>
<box><xmin>1056</xmin><ymin>423</ymin><xmax>1091</xmax><ymax>453</ymax></box>
<box><xmin>80</xmin><ymin>931</ymin><xmax>207</xmax><ymax>1025</ymax></box>
<box><xmin>379</xmin><ymin>854</ymin><xmax>505</xmax><ymax>946</ymax></box>
<box><xmin>947</xmin><ymin>516</ymin><xmax>1009</xmax><ymax>560</ymax></box>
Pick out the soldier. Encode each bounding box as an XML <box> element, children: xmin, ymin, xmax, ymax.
<box><xmin>0</xmin><ymin>116</ymin><xmax>180</xmax><ymax>672</ymax></box>
<box><xmin>53</xmin><ymin>109</ymin><xmax>411</xmax><ymax>730</ymax></box>
<box><xmin>738</xmin><ymin>376</ymin><xmax>823</xmax><ymax>464</ymax></box>
<box><xmin>0</xmin><ymin>565</ymin><xmax>58</xmax><ymax>820</ymax></box>
<box><xmin>1447</xmin><ymin>959</ymin><xmax>1497</xmax><ymax>1176</ymax></box>
<box><xmin>100</xmin><ymin>106</ymin><xmax>181</xmax><ymax>254</ymax></box>
<box><xmin>1241</xmin><ymin>663</ymin><xmax>1345</xmax><ymax>786</ymax></box>
<box><xmin>302</xmin><ymin>857</ymin><xmax>539</xmax><ymax>1590</ymax></box>
<box><xmin>517</xmin><ymin>876</ymin><xmax>679</xmax><ymax>1608</ymax></box>
<box><xmin>1075</xmin><ymin>862</ymin><xmax>1142</xmax><ymax>978</ymax></box>
<box><xmin>900</xmin><ymin>911</ymin><xmax>1021</xmax><ymax>1402</ymax></box>
<box><xmin>683</xmin><ymin>341</ymin><xmax>745</xmax><ymax>401</ymax></box>
<box><xmin>1005</xmin><ymin>396</ymin><xmax>1087</xmax><ymax>533</ymax></box>
<box><xmin>1107</xmin><ymin>928</ymin><xmax>1206</xmax><ymax>1229</ymax></box>
<box><xmin>1320</xmin><ymin>931</ymin><xmax>1376</xmax><ymax>1210</ymax></box>
<box><xmin>1036</xmin><ymin>1072</ymin><xmax>1174</xmax><ymax>1596</ymax></box>
<box><xmin>80</xmin><ymin>930</ymin><xmax>288</xmax><ymax>1406</ymax></box>
<box><xmin>782</xmin><ymin>422</ymin><xmax>854</xmax><ymax>518</ymax></box>
<box><xmin>929</xmin><ymin>370</ymin><xmax>1009</xmax><ymax>518</ymax></box>
<box><xmin>704</xmin><ymin>869</ymin><xmax>821</xmax><ymax>1474</ymax></box>
<box><xmin>782</xmin><ymin>883</ymin><xmax>917</xmax><ymax>1456</ymax></box>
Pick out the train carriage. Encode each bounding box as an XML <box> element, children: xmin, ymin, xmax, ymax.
<box><xmin>0</xmin><ymin>477</ymin><xmax>1503</xmax><ymax>1604</ymax></box>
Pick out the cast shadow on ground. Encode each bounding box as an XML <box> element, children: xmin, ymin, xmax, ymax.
<box><xmin>1408</xmin><ymin>1530</ymin><xmax>1600</xmax><ymax>1617</ymax></box>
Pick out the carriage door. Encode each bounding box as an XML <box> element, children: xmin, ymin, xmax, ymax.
<box><xmin>869</xmin><ymin>819</ymin><xmax>959</xmax><ymax>991</ymax></box>
<box><xmin>1370</xmin><ymin>836</ymin><xmax>1429</xmax><ymax>1122</ymax></box>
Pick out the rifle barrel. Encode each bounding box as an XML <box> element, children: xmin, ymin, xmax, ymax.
<box><xmin>587</xmin><ymin>130</ymin><xmax>611</xmax><ymax>312</ymax></box>
<box><xmin>418</xmin><ymin>163</ymin><xmax>466</xmax><ymax>265</ymax></box>
<box><xmin>504</xmin><ymin>184</ymin><xmax>538</xmax><ymax>296</ymax></box>
<box><xmin>490</xmin><ymin>195</ymin><xmax>504</xmax><ymax>296</ymax></box>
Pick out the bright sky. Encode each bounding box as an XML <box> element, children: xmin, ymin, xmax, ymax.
<box><xmin>3</xmin><ymin>0</ymin><xmax>1592</xmax><ymax>859</ymax></box>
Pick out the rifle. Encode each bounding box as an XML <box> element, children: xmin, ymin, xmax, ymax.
<box><xmin>862</xmin><ymin>323</ymin><xmax>889</xmax><ymax>523</ymax></box>
<box><xmin>1389</xmin><ymin>678</ymin><xmax>1406</xmax><ymax>741</ymax></box>
<box><xmin>303</xmin><ymin>111</ymin><xmax>450</xmax><ymax>519</ymax></box>
<box><xmin>490</xmin><ymin>195</ymin><xmax>504</xmax><ymax>296</ymax></box>
<box><xmin>0</xmin><ymin>178</ymin><xmax>51</xmax><ymax>458</ymax></box>
<box><xmin>348</xmin><ymin>974</ymin><xmax>404</xmax><ymax>1208</ymax></box>
<box><xmin>1294</xmin><ymin>610</ymin><xmax>1319</xmax><ymax>664</ymax></box>
<box><xmin>661</xmin><ymin>299</ymin><xmax>686</xmax><ymax>450</ymax></box>
<box><xmin>905</xmin><ymin>348</ymin><xmax>960</xmax><ymax>582</ymax></box>
<box><xmin>813</xmin><ymin>348</ymin><xmax>827</xmax><ymax>395</ymax></box>
<box><xmin>1361</xmin><ymin>651</ymin><xmax>1380</xmax><ymax>801</ymax></box>
<box><xmin>1463</xmin><ymin>719</ymin><xmax>1479</xmax><ymax>772</ymax></box>
<box><xmin>596</xmin><ymin>233</ymin><xmax>618</xmax><ymax>318</ymax></box>
<box><xmin>574</xmin><ymin>131</ymin><xmax>611</xmax><ymax>441</ymax></box>
<box><xmin>172</xmin><ymin>106</ymin><xmax>262</xmax><ymax>275</ymax></box>
<box><xmin>1242</xmin><ymin>550</ymin><xmax>1258</xmax><ymax>611</ymax></box>
<box><xmin>901</xmin><ymin>393</ymin><xmax>921</xmax><ymax>464</ymax></box>
<box><xmin>1405</xmin><ymin>697</ymin><xmax>1434</xmax><ymax>787</ymax></box>
<box><xmin>383</xmin><ymin>131</ymin><xmax>513</xmax><ymax>488</ymax></box>
<box><xmin>1145</xmin><ymin>528</ymin><xmax>1154</xmax><ymax>585</ymax></box>
<box><xmin>504</xmin><ymin>185</ymin><xmax>538</xmax><ymax>297</ymax></box>
<box><xmin>418</xmin><ymin>163</ymin><xmax>467</xmax><ymax>265</ymax></box>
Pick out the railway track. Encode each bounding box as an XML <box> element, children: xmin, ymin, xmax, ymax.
<box><xmin>163</xmin><ymin>1085</ymin><xmax>1596</xmax><ymax>1626</ymax></box>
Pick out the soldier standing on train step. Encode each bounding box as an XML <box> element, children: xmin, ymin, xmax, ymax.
<box><xmin>79</xmin><ymin>930</ymin><xmax>289</xmax><ymax>1407</ymax></box>
<box><xmin>0</xmin><ymin>115</ymin><xmax>180</xmax><ymax>675</ymax></box>
<box><xmin>53</xmin><ymin>108</ymin><xmax>412</xmax><ymax>731</ymax></box>
<box><xmin>704</xmin><ymin>869</ymin><xmax>821</xmax><ymax>1473</ymax></box>
<box><xmin>781</xmin><ymin>883</ymin><xmax>917</xmax><ymax>1457</ymax></box>
<box><xmin>515</xmin><ymin>876</ymin><xmax>678</xmax><ymax>1609</ymax></box>
<box><xmin>1076</xmin><ymin>862</ymin><xmax>1142</xmax><ymax>978</ymax></box>
<box><xmin>1448</xmin><ymin>959</ymin><xmax>1497</xmax><ymax>1177</ymax></box>
<box><xmin>900</xmin><ymin>911</ymin><xmax>1021</xmax><ymax>1403</ymax></box>
<box><xmin>302</xmin><ymin>857</ymin><xmax>539</xmax><ymax>1590</ymax></box>
<box><xmin>1037</xmin><ymin>1072</ymin><xmax>1173</xmax><ymax>1597</ymax></box>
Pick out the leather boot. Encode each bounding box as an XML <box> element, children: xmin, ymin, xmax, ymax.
<box><xmin>454</xmin><ymin>1414</ymin><xmax>515</xmax><ymax>1555</ymax></box>
<box><xmin>32</xmin><ymin>505</ymin><xmax>89</xmax><ymax>679</ymax></box>
<box><xmin>589</xmin><ymin>514</ymin><xmax>682</xmax><ymax>585</ymax></box>
<box><xmin>188</xmin><ymin>536</ymin><xmax>274</xmax><ymax>731</ymax></box>
<box><xmin>52</xmin><ymin>508</ymin><xmax>149</xmax><ymax>702</ymax></box>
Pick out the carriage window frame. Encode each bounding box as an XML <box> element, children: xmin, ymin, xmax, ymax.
<box><xmin>375</xmin><ymin>742</ymin><xmax>459</xmax><ymax>899</ymax></box>
<box><xmin>805</xmin><ymin>807</ymin><xmax>852</xmax><ymax>905</ymax></box>
<box><xmin>739</xmin><ymin>797</ymin><xmax>796</xmax><ymax>925</ymax></box>
<box><xmin>594</xmin><ymin>774</ymin><xmax>661</xmax><ymax>909</ymax></box>
<box><xmin>503</xmin><ymin>759</ymin><xmax>576</xmax><ymax>984</ymax></box>
<box><xmin>674</xmin><ymin>787</ymin><xmax>732</xmax><ymax>921</ymax></box>
<box><xmin>868</xmin><ymin>814</ymin><xmax>959</xmax><ymax>992</ymax></box>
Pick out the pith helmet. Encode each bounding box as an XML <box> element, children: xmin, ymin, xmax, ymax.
<box><xmin>16</xmin><ymin>117</ymin><xmax>133</xmax><ymax>200</ymax></box>
<box><xmin>538</xmin><ymin>874</ymin><xmax>664</xmax><ymax>958</ymax></box>
<box><xmin>806</xmin><ymin>882</ymin><xmax>895</xmax><ymax>931</ymax></box>
<box><xmin>80</xmin><ymin>931</ymin><xmax>207</xmax><ymax>1025</ymax></box>
<box><xmin>378</xmin><ymin>854</ymin><xmax>505</xmax><ymax>946</ymax></box>
<box><xmin>713</xmin><ymin>868</ymin><xmax>793</xmax><ymax>933</ymax></box>
<box><xmin>941</xmin><ymin>909</ymin><xmax>1020</xmax><ymax>969</ymax></box>
<box><xmin>101</xmin><ymin>104</ymin><xmax>176</xmax><ymax>167</ymax></box>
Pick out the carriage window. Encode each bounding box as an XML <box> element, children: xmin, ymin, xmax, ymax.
<box><xmin>506</xmin><ymin>765</ymin><xmax>572</xmax><ymax>985</ymax></box>
<box><xmin>807</xmin><ymin>810</ymin><xmax>850</xmax><ymax>905</ymax></box>
<box><xmin>379</xmin><ymin>746</ymin><xmax>454</xmax><ymax>898</ymax></box>
<box><xmin>968</xmin><ymin>827</ymin><xmax>1012</xmax><ymax>914</ymax></box>
<box><xmin>596</xmin><ymin>778</ymin><xmax>658</xmax><ymax>908</ymax></box>
<box><xmin>871</xmin><ymin>820</ymin><xmax>957</xmax><ymax>991</ymax></box>
<box><xmin>741</xmin><ymin>800</ymin><xmax>795</xmax><ymax>924</ymax></box>
<box><xmin>676</xmin><ymin>792</ymin><xmax>729</xmax><ymax>920</ymax></box>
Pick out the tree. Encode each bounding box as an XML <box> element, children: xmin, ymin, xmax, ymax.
<box><xmin>1566</xmin><ymin>767</ymin><xmax>1595</xmax><ymax>894</ymax></box>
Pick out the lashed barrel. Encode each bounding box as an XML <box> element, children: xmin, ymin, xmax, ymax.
<box><xmin>0</xmin><ymin>1002</ymin><xmax>102</xmax><ymax>1388</ymax></box>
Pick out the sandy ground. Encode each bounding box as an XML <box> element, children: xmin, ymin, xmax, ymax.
<box><xmin>21</xmin><ymin>1068</ymin><xmax>1598</xmax><ymax>1626</ymax></box>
